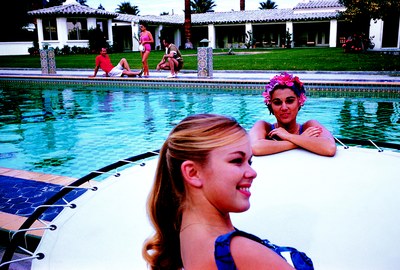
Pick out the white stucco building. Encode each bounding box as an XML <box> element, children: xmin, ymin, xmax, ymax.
<box><xmin>4</xmin><ymin>0</ymin><xmax>397</xmax><ymax>55</ymax></box>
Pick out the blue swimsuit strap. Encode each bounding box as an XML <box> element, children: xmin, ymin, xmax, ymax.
<box><xmin>214</xmin><ymin>229</ymin><xmax>314</xmax><ymax>270</ymax></box>
<box><xmin>270</xmin><ymin>123</ymin><xmax>304</xmax><ymax>134</ymax></box>
<box><xmin>214</xmin><ymin>230</ymin><xmax>263</xmax><ymax>270</ymax></box>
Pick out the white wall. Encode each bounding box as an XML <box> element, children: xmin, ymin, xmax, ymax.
<box><xmin>0</xmin><ymin>42</ymin><xmax>34</xmax><ymax>56</ymax></box>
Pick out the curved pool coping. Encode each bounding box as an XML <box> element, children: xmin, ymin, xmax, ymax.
<box><xmin>1</xmin><ymin>69</ymin><xmax>399</xmax><ymax>98</ymax></box>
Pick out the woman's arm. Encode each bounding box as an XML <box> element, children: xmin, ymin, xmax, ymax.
<box><xmin>249</xmin><ymin>120</ymin><xmax>298</xmax><ymax>156</ymax></box>
<box><xmin>269</xmin><ymin>120</ymin><xmax>337</xmax><ymax>157</ymax></box>
<box><xmin>147</xmin><ymin>32</ymin><xmax>154</xmax><ymax>44</ymax></box>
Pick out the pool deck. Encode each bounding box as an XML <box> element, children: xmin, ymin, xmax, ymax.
<box><xmin>0</xmin><ymin>68</ymin><xmax>400</xmax><ymax>84</ymax></box>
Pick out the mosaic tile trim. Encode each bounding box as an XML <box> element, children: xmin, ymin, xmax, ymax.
<box><xmin>1</xmin><ymin>77</ymin><xmax>399</xmax><ymax>98</ymax></box>
<box><xmin>0</xmin><ymin>175</ymin><xmax>86</xmax><ymax>221</ymax></box>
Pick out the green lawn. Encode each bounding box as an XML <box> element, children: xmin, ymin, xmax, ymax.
<box><xmin>0</xmin><ymin>48</ymin><xmax>399</xmax><ymax>71</ymax></box>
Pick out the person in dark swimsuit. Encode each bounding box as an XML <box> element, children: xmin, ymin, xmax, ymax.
<box><xmin>249</xmin><ymin>72</ymin><xmax>336</xmax><ymax>156</ymax></box>
<box><xmin>142</xmin><ymin>114</ymin><xmax>301</xmax><ymax>270</ymax></box>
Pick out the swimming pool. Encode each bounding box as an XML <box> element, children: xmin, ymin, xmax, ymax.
<box><xmin>1</xmin><ymin>82</ymin><xmax>400</xmax><ymax>178</ymax></box>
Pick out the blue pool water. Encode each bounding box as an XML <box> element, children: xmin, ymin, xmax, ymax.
<box><xmin>1</xmin><ymin>84</ymin><xmax>399</xmax><ymax>178</ymax></box>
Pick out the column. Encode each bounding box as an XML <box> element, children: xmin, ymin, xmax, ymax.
<box><xmin>208</xmin><ymin>24</ymin><xmax>216</xmax><ymax>49</ymax></box>
<box><xmin>245</xmin><ymin>23</ymin><xmax>253</xmax><ymax>48</ymax></box>
<box><xmin>132</xmin><ymin>22</ymin><xmax>139</xmax><ymax>51</ymax></box>
<box><xmin>37</xmin><ymin>19</ymin><xmax>44</xmax><ymax>47</ymax></box>
<box><xmin>369</xmin><ymin>19</ymin><xmax>383</xmax><ymax>50</ymax></box>
<box><xmin>174</xmin><ymin>29</ymin><xmax>181</xmax><ymax>49</ymax></box>
<box><xmin>56</xmin><ymin>17</ymin><xmax>68</xmax><ymax>48</ymax></box>
<box><xmin>155</xmin><ymin>25</ymin><xmax>163</xmax><ymax>50</ymax></box>
<box><xmin>39</xmin><ymin>48</ymin><xmax>56</xmax><ymax>75</ymax></box>
<box><xmin>107</xmin><ymin>19</ymin><xmax>113</xmax><ymax>46</ymax></box>
<box><xmin>197</xmin><ymin>46</ymin><xmax>213</xmax><ymax>78</ymax></box>
<box><xmin>47</xmin><ymin>47</ymin><xmax>57</xmax><ymax>74</ymax></box>
<box><xmin>286</xmin><ymin>21</ymin><xmax>293</xmax><ymax>48</ymax></box>
<box><xmin>329</xmin><ymin>19</ymin><xmax>338</xmax><ymax>47</ymax></box>
<box><xmin>397</xmin><ymin>16</ymin><xmax>400</xmax><ymax>49</ymax></box>
<box><xmin>39</xmin><ymin>49</ymin><xmax>49</xmax><ymax>74</ymax></box>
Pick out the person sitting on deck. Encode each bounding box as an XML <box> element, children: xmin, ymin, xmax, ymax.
<box><xmin>89</xmin><ymin>48</ymin><xmax>143</xmax><ymax>78</ymax></box>
<box><xmin>249</xmin><ymin>72</ymin><xmax>336</xmax><ymax>157</ymax></box>
<box><xmin>156</xmin><ymin>37</ymin><xmax>184</xmax><ymax>78</ymax></box>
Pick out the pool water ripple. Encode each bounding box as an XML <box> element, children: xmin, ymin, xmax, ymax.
<box><xmin>1</xmin><ymin>85</ymin><xmax>399</xmax><ymax>178</ymax></box>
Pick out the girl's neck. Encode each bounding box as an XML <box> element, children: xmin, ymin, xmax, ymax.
<box><xmin>180</xmin><ymin>209</ymin><xmax>233</xmax><ymax>233</ymax></box>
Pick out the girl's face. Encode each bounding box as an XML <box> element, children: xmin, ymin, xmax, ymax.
<box><xmin>199</xmin><ymin>135</ymin><xmax>257</xmax><ymax>214</ymax></box>
<box><xmin>270</xmin><ymin>88</ymin><xmax>301</xmax><ymax>124</ymax></box>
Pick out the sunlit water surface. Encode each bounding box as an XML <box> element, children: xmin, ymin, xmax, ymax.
<box><xmin>1</xmin><ymin>84</ymin><xmax>399</xmax><ymax>178</ymax></box>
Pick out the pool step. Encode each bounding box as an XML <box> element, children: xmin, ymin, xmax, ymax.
<box><xmin>0</xmin><ymin>167</ymin><xmax>77</xmax><ymax>246</ymax></box>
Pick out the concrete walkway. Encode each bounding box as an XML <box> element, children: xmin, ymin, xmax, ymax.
<box><xmin>0</xmin><ymin>68</ymin><xmax>399</xmax><ymax>84</ymax></box>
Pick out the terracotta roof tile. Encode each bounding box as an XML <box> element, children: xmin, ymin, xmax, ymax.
<box><xmin>294</xmin><ymin>0</ymin><xmax>344</xmax><ymax>10</ymax></box>
<box><xmin>115</xmin><ymin>9</ymin><xmax>340</xmax><ymax>25</ymax></box>
<box><xmin>28</xmin><ymin>4</ymin><xmax>117</xmax><ymax>18</ymax></box>
<box><xmin>28</xmin><ymin>2</ymin><xmax>341</xmax><ymax>25</ymax></box>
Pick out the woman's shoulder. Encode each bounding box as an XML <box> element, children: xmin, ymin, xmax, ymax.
<box><xmin>302</xmin><ymin>119</ymin><xmax>324</xmax><ymax>128</ymax></box>
<box><xmin>250</xmin><ymin>120</ymin><xmax>273</xmax><ymax>133</ymax></box>
<box><xmin>253</xmin><ymin>120</ymin><xmax>273</xmax><ymax>128</ymax></box>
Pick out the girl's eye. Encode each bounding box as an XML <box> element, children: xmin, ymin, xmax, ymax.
<box><xmin>272</xmin><ymin>100</ymin><xmax>282</xmax><ymax>106</ymax></box>
<box><xmin>230</xmin><ymin>158</ymin><xmax>243</xmax><ymax>164</ymax></box>
<box><xmin>286</xmin><ymin>98</ymin><xmax>296</xmax><ymax>104</ymax></box>
<box><xmin>248</xmin><ymin>159</ymin><xmax>253</xmax><ymax>166</ymax></box>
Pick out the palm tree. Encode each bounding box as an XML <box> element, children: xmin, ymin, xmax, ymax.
<box><xmin>77</xmin><ymin>0</ymin><xmax>88</xmax><ymax>6</ymax></box>
<box><xmin>190</xmin><ymin>0</ymin><xmax>216</xmax><ymax>13</ymax></box>
<box><xmin>184</xmin><ymin>0</ymin><xmax>192</xmax><ymax>45</ymax></box>
<box><xmin>259</xmin><ymin>0</ymin><xmax>277</xmax><ymax>9</ymax></box>
<box><xmin>240</xmin><ymin>0</ymin><xmax>245</xmax><ymax>11</ymax></box>
<box><xmin>45</xmin><ymin>0</ymin><xmax>65</xmax><ymax>7</ymax></box>
<box><xmin>116</xmin><ymin>2</ymin><xmax>140</xmax><ymax>15</ymax></box>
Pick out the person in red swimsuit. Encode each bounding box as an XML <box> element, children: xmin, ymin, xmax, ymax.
<box><xmin>89</xmin><ymin>48</ymin><xmax>143</xmax><ymax>78</ymax></box>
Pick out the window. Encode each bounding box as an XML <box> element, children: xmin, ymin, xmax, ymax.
<box><xmin>67</xmin><ymin>18</ymin><xmax>88</xmax><ymax>40</ymax></box>
<box><xmin>96</xmin><ymin>20</ymin><xmax>109</xmax><ymax>39</ymax></box>
<box><xmin>43</xmin><ymin>19</ymin><xmax>58</xmax><ymax>40</ymax></box>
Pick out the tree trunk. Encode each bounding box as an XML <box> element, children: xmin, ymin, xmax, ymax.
<box><xmin>184</xmin><ymin>0</ymin><xmax>192</xmax><ymax>43</ymax></box>
<box><xmin>240</xmin><ymin>0</ymin><xmax>245</xmax><ymax>11</ymax></box>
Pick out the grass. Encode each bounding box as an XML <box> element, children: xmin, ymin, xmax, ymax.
<box><xmin>0</xmin><ymin>47</ymin><xmax>399</xmax><ymax>71</ymax></box>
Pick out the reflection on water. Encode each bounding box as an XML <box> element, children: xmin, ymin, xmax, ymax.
<box><xmin>0</xmin><ymin>85</ymin><xmax>399</xmax><ymax>178</ymax></box>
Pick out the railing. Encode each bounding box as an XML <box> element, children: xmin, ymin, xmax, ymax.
<box><xmin>334</xmin><ymin>138</ymin><xmax>400</xmax><ymax>151</ymax></box>
<box><xmin>0</xmin><ymin>150</ymin><xmax>159</xmax><ymax>270</ymax></box>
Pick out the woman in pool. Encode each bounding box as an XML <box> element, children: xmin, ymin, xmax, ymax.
<box><xmin>250</xmin><ymin>72</ymin><xmax>336</xmax><ymax>157</ymax></box>
<box><xmin>142</xmin><ymin>114</ymin><xmax>312</xmax><ymax>269</ymax></box>
<box><xmin>139</xmin><ymin>22</ymin><xmax>154</xmax><ymax>77</ymax></box>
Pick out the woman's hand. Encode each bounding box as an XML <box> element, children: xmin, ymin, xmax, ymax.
<box><xmin>268</xmin><ymin>127</ymin><xmax>291</xmax><ymax>140</ymax></box>
<box><xmin>301</xmin><ymin>126</ymin><xmax>322</xmax><ymax>137</ymax></box>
